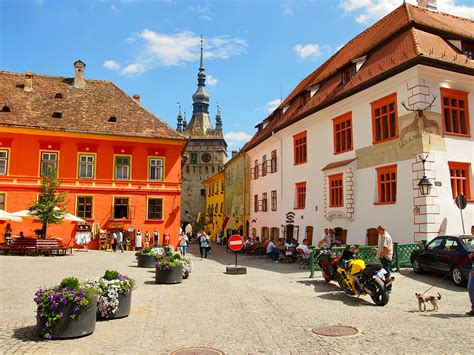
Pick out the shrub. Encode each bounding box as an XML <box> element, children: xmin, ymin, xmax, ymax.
<box><xmin>58</xmin><ymin>277</ymin><xmax>80</xmax><ymax>290</ymax></box>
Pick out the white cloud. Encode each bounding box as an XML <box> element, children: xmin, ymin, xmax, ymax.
<box><xmin>114</xmin><ymin>30</ymin><xmax>247</xmax><ymax>75</ymax></box>
<box><xmin>266</xmin><ymin>98</ymin><xmax>282</xmax><ymax>113</ymax></box>
<box><xmin>340</xmin><ymin>0</ymin><xmax>473</xmax><ymax>24</ymax></box>
<box><xmin>224</xmin><ymin>131</ymin><xmax>252</xmax><ymax>143</ymax></box>
<box><xmin>111</xmin><ymin>4</ymin><xmax>118</xmax><ymax>13</ymax></box>
<box><xmin>103</xmin><ymin>60</ymin><xmax>121</xmax><ymax>71</ymax></box>
<box><xmin>282</xmin><ymin>2</ymin><xmax>294</xmax><ymax>16</ymax></box>
<box><xmin>36</xmin><ymin>0</ymin><xmax>44</xmax><ymax>6</ymax></box>
<box><xmin>206</xmin><ymin>75</ymin><xmax>218</xmax><ymax>86</ymax></box>
<box><xmin>187</xmin><ymin>3</ymin><xmax>213</xmax><ymax>21</ymax></box>
<box><xmin>293</xmin><ymin>44</ymin><xmax>322</xmax><ymax>60</ymax></box>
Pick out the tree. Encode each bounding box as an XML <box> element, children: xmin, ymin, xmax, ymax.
<box><xmin>29</xmin><ymin>169</ymin><xmax>67</xmax><ymax>238</ymax></box>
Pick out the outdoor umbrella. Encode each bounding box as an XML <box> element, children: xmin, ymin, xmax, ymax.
<box><xmin>10</xmin><ymin>207</ymin><xmax>86</xmax><ymax>222</ymax></box>
<box><xmin>0</xmin><ymin>209</ymin><xmax>23</xmax><ymax>222</ymax></box>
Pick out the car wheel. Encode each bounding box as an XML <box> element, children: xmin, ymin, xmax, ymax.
<box><xmin>412</xmin><ymin>258</ymin><xmax>423</xmax><ymax>274</ymax></box>
<box><xmin>451</xmin><ymin>267</ymin><xmax>466</xmax><ymax>287</ymax></box>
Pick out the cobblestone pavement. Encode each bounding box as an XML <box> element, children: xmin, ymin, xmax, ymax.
<box><xmin>0</xmin><ymin>244</ymin><xmax>472</xmax><ymax>354</ymax></box>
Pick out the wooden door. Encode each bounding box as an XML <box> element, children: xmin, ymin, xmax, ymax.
<box><xmin>286</xmin><ymin>224</ymin><xmax>294</xmax><ymax>242</ymax></box>
<box><xmin>306</xmin><ymin>226</ymin><xmax>314</xmax><ymax>245</ymax></box>
<box><xmin>367</xmin><ymin>228</ymin><xmax>379</xmax><ymax>245</ymax></box>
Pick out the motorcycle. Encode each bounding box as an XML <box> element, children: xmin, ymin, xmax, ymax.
<box><xmin>335</xmin><ymin>249</ymin><xmax>394</xmax><ymax>306</ymax></box>
<box><xmin>317</xmin><ymin>248</ymin><xmax>340</xmax><ymax>283</ymax></box>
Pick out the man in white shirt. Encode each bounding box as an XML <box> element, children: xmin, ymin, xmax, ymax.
<box><xmin>318</xmin><ymin>228</ymin><xmax>332</xmax><ymax>249</ymax></box>
<box><xmin>375</xmin><ymin>225</ymin><xmax>393</xmax><ymax>291</ymax></box>
<box><xmin>296</xmin><ymin>239</ymin><xmax>311</xmax><ymax>256</ymax></box>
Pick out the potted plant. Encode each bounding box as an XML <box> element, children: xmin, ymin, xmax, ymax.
<box><xmin>136</xmin><ymin>246</ymin><xmax>164</xmax><ymax>268</ymax></box>
<box><xmin>34</xmin><ymin>277</ymin><xmax>97</xmax><ymax>340</ymax></box>
<box><xmin>155</xmin><ymin>246</ymin><xmax>190</xmax><ymax>284</ymax></box>
<box><xmin>84</xmin><ymin>270</ymin><xmax>135</xmax><ymax>320</ymax></box>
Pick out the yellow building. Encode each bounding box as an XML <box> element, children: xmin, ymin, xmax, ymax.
<box><xmin>204</xmin><ymin>171</ymin><xmax>224</xmax><ymax>241</ymax></box>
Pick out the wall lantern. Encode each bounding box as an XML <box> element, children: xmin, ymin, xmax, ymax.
<box><xmin>418</xmin><ymin>154</ymin><xmax>432</xmax><ymax>196</ymax></box>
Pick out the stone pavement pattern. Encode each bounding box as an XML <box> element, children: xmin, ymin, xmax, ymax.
<box><xmin>0</xmin><ymin>245</ymin><xmax>472</xmax><ymax>354</ymax></box>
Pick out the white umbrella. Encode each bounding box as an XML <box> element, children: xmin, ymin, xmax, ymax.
<box><xmin>0</xmin><ymin>209</ymin><xmax>23</xmax><ymax>222</ymax></box>
<box><xmin>11</xmin><ymin>207</ymin><xmax>86</xmax><ymax>223</ymax></box>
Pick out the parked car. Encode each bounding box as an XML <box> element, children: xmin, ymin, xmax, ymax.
<box><xmin>411</xmin><ymin>235</ymin><xmax>474</xmax><ymax>286</ymax></box>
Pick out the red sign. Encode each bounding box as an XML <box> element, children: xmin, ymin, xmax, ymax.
<box><xmin>228</xmin><ymin>235</ymin><xmax>244</xmax><ymax>251</ymax></box>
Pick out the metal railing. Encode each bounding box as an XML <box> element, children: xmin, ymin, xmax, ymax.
<box><xmin>309</xmin><ymin>242</ymin><xmax>424</xmax><ymax>278</ymax></box>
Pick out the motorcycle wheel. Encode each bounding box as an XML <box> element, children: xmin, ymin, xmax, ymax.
<box><xmin>322</xmin><ymin>271</ymin><xmax>332</xmax><ymax>283</ymax></box>
<box><xmin>338</xmin><ymin>276</ymin><xmax>355</xmax><ymax>295</ymax></box>
<box><xmin>370</xmin><ymin>278</ymin><xmax>389</xmax><ymax>306</ymax></box>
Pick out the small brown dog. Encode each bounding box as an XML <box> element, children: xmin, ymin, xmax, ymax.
<box><xmin>415</xmin><ymin>292</ymin><xmax>441</xmax><ymax>312</ymax></box>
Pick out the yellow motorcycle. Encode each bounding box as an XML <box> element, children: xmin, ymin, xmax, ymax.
<box><xmin>336</xmin><ymin>249</ymin><xmax>394</xmax><ymax>306</ymax></box>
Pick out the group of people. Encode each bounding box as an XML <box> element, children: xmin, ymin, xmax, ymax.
<box><xmin>110</xmin><ymin>228</ymin><xmax>161</xmax><ymax>252</ymax></box>
<box><xmin>265</xmin><ymin>237</ymin><xmax>312</xmax><ymax>263</ymax></box>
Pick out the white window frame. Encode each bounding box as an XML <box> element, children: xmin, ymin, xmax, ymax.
<box><xmin>149</xmin><ymin>158</ymin><xmax>164</xmax><ymax>181</ymax></box>
<box><xmin>115</xmin><ymin>156</ymin><xmax>130</xmax><ymax>180</ymax></box>
<box><xmin>0</xmin><ymin>150</ymin><xmax>8</xmax><ymax>175</ymax></box>
<box><xmin>40</xmin><ymin>152</ymin><xmax>58</xmax><ymax>177</ymax></box>
<box><xmin>78</xmin><ymin>154</ymin><xmax>95</xmax><ymax>179</ymax></box>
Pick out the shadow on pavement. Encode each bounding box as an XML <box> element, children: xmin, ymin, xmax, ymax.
<box><xmin>12</xmin><ymin>325</ymin><xmax>41</xmax><ymax>342</ymax></box>
<box><xmin>426</xmin><ymin>313</ymin><xmax>470</xmax><ymax>319</ymax></box>
<box><xmin>317</xmin><ymin>292</ymin><xmax>375</xmax><ymax>307</ymax></box>
<box><xmin>297</xmin><ymin>279</ymin><xmax>340</xmax><ymax>293</ymax></box>
<box><xmin>398</xmin><ymin>269</ymin><xmax>466</xmax><ymax>292</ymax></box>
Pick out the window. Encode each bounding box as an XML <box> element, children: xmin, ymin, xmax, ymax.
<box><xmin>262</xmin><ymin>155</ymin><xmax>267</xmax><ymax>176</ymax></box>
<box><xmin>211</xmin><ymin>184</ymin><xmax>214</xmax><ymax>195</ymax></box>
<box><xmin>221</xmin><ymin>180</ymin><xmax>224</xmax><ymax>193</ymax></box>
<box><xmin>40</xmin><ymin>152</ymin><xmax>58</xmax><ymax>177</ymax></box>
<box><xmin>201</xmin><ymin>188</ymin><xmax>206</xmax><ymax>197</ymax></box>
<box><xmin>449</xmin><ymin>162</ymin><xmax>471</xmax><ymax>199</ymax></box>
<box><xmin>0</xmin><ymin>193</ymin><xmax>5</xmax><ymax>210</ymax></box>
<box><xmin>113</xmin><ymin>197</ymin><xmax>129</xmax><ymax>219</ymax></box>
<box><xmin>0</xmin><ymin>149</ymin><xmax>8</xmax><ymax>175</ymax></box>
<box><xmin>271</xmin><ymin>190</ymin><xmax>277</xmax><ymax>211</ymax></box>
<box><xmin>262</xmin><ymin>192</ymin><xmax>268</xmax><ymax>212</ymax></box>
<box><xmin>270</xmin><ymin>227</ymin><xmax>279</xmax><ymax>239</ymax></box>
<box><xmin>186</xmin><ymin>166</ymin><xmax>190</xmax><ymax>174</ymax></box>
<box><xmin>371</xmin><ymin>93</ymin><xmax>398</xmax><ymax>144</ymax></box>
<box><xmin>342</xmin><ymin>65</ymin><xmax>356</xmax><ymax>85</ymax></box>
<box><xmin>271</xmin><ymin>150</ymin><xmax>277</xmax><ymax>173</ymax></box>
<box><xmin>462</xmin><ymin>41</ymin><xmax>474</xmax><ymax>60</ymax></box>
<box><xmin>328</xmin><ymin>174</ymin><xmax>344</xmax><ymax>207</ymax></box>
<box><xmin>78</xmin><ymin>154</ymin><xmax>94</xmax><ymax>179</ymax></box>
<box><xmin>261</xmin><ymin>227</ymin><xmax>269</xmax><ymax>240</ymax></box>
<box><xmin>76</xmin><ymin>196</ymin><xmax>92</xmax><ymax>219</ymax></box>
<box><xmin>214</xmin><ymin>204</ymin><xmax>218</xmax><ymax>213</ymax></box>
<box><xmin>254</xmin><ymin>194</ymin><xmax>259</xmax><ymax>212</ymax></box>
<box><xmin>441</xmin><ymin>88</ymin><xmax>470</xmax><ymax>137</ymax></box>
<box><xmin>114</xmin><ymin>156</ymin><xmax>130</xmax><ymax>180</ymax></box>
<box><xmin>149</xmin><ymin>158</ymin><xmax>164</xmax><ymax>181</ymax></box>
<box><xmin>333</xmin><ymin>112</ymin><xmax>353</xmax><ymax>154</ymax></box>
<box><xmin>220</xmin><ymin>203</ymin><xmax>223</xmax><ymax>213</ymax></box>
<box><xmin>148</xmin><ymin>198</ymin><xmax>163</xmax><ymax>220</ymax></box>
<box><xmin>295</xmin><ymin>182</ymin><xmax>306</xmax><ymax>209</ymax></box>
<box><xmin>426</xmin><ymin>237</ymin><xmax>444</xmax><ymax>251</ymax></box>
<box><xmin>376</xmin><ymin>164</ymin><xmax>397</xmax><ymax>204</ymax></box>
<box><xmin>190</xmin><ymin>153</ymin><xmax>198</xmax><ymax>165</ymax></box>
<box><xmin>293</xmin><ymin>131</ymin><xmax>307</xmax><ymax>165</ymax></box>
<box><xmin>254</xmin><ymin>160</ymin><xmax>259</xmax><ymax>179</ymax></box>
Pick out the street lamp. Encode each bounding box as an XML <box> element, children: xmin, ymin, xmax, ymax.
<box><xmin>418</xmin><ymin>154</ymin><xmax>432</xmax><ymax>196</ymax></box>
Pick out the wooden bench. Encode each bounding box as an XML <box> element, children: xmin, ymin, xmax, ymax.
<box><xmin>9</xmin><ymin>238</ymin><xmax>37</xmax><ymax>255</ymax></box>
<box><xmin>0</xmin><ymin>238</ymin><xmax>72</xmax><ymax>256</ymax></box>
<box><xmin>36</xmin><ymin>239</ymin><xmax>72</xmax><ymax>256</ymax></box>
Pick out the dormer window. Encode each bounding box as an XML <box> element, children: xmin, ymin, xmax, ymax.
<box><xmin>54</xmin><ymin>93</ymin><xmax>63</xmax><ymax>99</ymax></box>
<box><xmin>52</xmin><ymin>112</ymin><xmax>62</xmax><ymax>119</ymax></box>
<box><xmin>1</xmin><ymin>105</ymin><xmax>11</xmax><ymax>112</ymax></box>
<box><xmin>108</xmin><ymin>116</ymin><xmax>117</xmax><ymax>123</ymax></box>
<box><xmin>462</xmin><ymin>40</ymin><xmax>474</xmax><ymax>60</ymax></box>
<box><xmin>342</xmin><ymin>64</ymin><xmax>356</xmax><ymax>86</ymax></box>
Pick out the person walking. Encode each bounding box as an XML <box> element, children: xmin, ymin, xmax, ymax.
<box><xmin>135</xmin><ymin>230</ymin><xmax>142</xmax><ymax>251</ymax></box>
<box><xmin>4</xmin><ymin>223</ymin><xmax>12</xmax><ymax>246</ymax></box>
<box><xmin>117</xmin><ymin>230</ymin><xmax>124</xmax><ymax>252</ymax></box>
<box><xmin>153</xmin><ymin>228</ymin><xmax>159</xmax><ymax>246</ymax></box>
<box><xmin>144</xmin><ymin>230</ymin><xmax>150</xmax><ymax>248</ymax></box>
<box><xmin>375</xmin><ymin>225</ymin><xmax>393</xmax><ymax>292</ymax></box>
<box><xmin>466</xmin><ymin>252</ymin><xmax>474</xmax><ymax>316</ymax></box>
<box><xmin>112</xmin><ymin>230</ymin><xmax>118</xmax><ymax>252</ymax></box>
<box><xmin>199</xmin><ymin>232</ymin><xmax>210</xmax><ymax>259</ymax></box>
<box><xmin>179</xmin><ymin>231</ymin><xmax>189</xmax><ymax>257</ymax></box>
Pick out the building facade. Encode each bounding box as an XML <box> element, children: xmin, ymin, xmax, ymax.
<box><xmin>223</xmin><ymin>150</ymin><xmax>250</xmax><ymax>238</ymax></box>
<box><xmin>204</xmin><ymin>170</ymin><xmax>224</xmax><ymax>240</ymax></box>
<box><xmin>0</xmin><ymin>61</ymin><xmax>185</xmax><ymax>248</ymax></box>
<box><xmin>244</xmin><ymin>3</ymin><xmax>473</xmax><ymax>246</ymax></box>
<box><xmin>179</xmin><ymin>39</ymin><xmax>227</xmax><ymax>233</ymax></box>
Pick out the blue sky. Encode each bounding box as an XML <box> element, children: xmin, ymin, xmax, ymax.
<box><xmin>1</xmin><ymin>0</ymin><xmax>473</xmax><ymax>153</ymax></box>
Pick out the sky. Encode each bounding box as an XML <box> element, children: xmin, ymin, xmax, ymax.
<box><xmin>1</xmin><ymin>0</ymin><xmax>473</xmax><ymax>153</ymax></box>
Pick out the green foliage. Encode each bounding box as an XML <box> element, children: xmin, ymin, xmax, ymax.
<box><xmin>28</xmin><ymin>169</ymin><xmax>68</xmax><ymax>238</ymax></box>
<box><xmin>103</xmin><ymin>270</ymin><xmax>120</xmax><ymax>281</ymax></box>
<box><xmin>59</xmin><ymin>277</ymin><xmax>80</xmax><ymax>290</ymax></box>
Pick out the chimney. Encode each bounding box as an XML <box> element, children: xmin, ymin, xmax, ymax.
<box><xmin>24</xmin><ymin>72</ymin><xmax>33</xmax><ymax>92</ymax></box>
<box><xmin>417</xmin><ymin>0</ymin><xmax>437</xmax><ymax>10</ymax></box>
<box><xmin>232</xmin><ymin>150</ymin><xmax>238</xmax><ymax>158</ymax></box>
<box><xmin>73</xmin><ymin>60</ymin><xmax>86</xmax><ymax>89</ymax></box>
<box><xmin>132</xmin><ymin>94</ymin><xmax>141</xmax><ymax>103</ymax></box>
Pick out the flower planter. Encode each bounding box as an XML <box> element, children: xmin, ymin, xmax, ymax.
<box><xmin>36</xmin><ymin>295</ymin><xmax>97</xmax><ymax>339</ymax></box>
<box><xmin>155</xmin><ymin>264</ymin><xmax>183</xmax><ymax>284</ymax></box>
<box><xmin>137</xmin><ymin>254</ymin><xmax>156</xmax><ymax>268</ymax></box>
<box><xmin>108</xmin><ymin>290</ymin><xmax>132</xmax><ymax>319</ymax></box>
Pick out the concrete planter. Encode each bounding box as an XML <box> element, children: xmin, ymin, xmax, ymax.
<box><xmin>137</xmin><ymin>254</ymin><xmax>156</xmax><ymax>268</ymax></box>
<box><xmin>111</xmin><ymin>290</ymin><xmax>132</xmax><ymax>319</ymax></box>
<box><xmin>155</xmin><ymin>264</ymin><xmax>183</xmax><ymax>284</ymax></box>
<box><xmin>37</xmin><ymin>295</ymin><xmax>97</xmax><ymax>339</ymax></box>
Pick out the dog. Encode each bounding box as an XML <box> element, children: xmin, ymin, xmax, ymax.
<box><xmin>415</xmin><ymin>292</ymin><xmax>441</xmax><ymax>312</ymax></box>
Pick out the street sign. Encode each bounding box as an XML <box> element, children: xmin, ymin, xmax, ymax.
<box><xmin>455</xmin><ymin>195</ymin><xmax>467</xmax><ymax>210</ymax></box>
<box><xmin>228</xmin><ymin>235</ymin><xmax>244</xmax><ymax>252</ymax></box>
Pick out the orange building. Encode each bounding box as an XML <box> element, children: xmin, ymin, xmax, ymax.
<box><xmin>0</xmin><ymin>61</ymin><xmax>186</xmax><ymax>249</ymax></box>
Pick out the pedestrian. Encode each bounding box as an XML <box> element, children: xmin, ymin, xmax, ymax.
<box><xmin>266</xmin><ymin>238</ymin><xmax>280</xmax><ymax>263</ymax></box>
<box><xmin>144</xmin><ymin>230</ymin><xmax>150</xmax><ymax>248</ymax></box>
<box><xmin>118</xmin><ymin>230</ymin><xmax>124</xmax><ymax>252</ymax></box>
<box><xmin>199</xmin><ymin>231</ymin><xmax>210</xmax><ymax>259</ymax></box>
<box><xmin>317</xmin><ymin>228</ymin><xmax>332</xmax><ymax>249</ymax></box>
<box><xmin>179</xmin><ymin>231</ymin><xmax>189</xmax><ymax>257</ymax></box>
<box><xmin>466</xmin><ymin>252</ymin><xmax>474</xmax><ymax>316</ymax></box>
<box><xmin>153</xmin><ymin>228</ymin><xmax>159</xmax><ymax>246</ymax></box>
<box><xmin>375</xmin><ymin>225</ymin><xmax>393</xmax><ymax>292</ymax></box>
<box><xmin>135</xmin><ymin>230</ymin><xmax>142</xmax><ymax>251</ymax></box>
<box><xmin>4</xmin><ymin>223</ymin><xmax>12</xmax><ymax>246</ymax></box>
<box><xmin>112</xmin><ymin>230</ymin><xmax>118</xmax><ymax>252</ymax></box>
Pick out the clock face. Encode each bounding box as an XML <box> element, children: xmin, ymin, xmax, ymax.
<box><xmin>201</xmin><ymin>153</ymin><xmax>211</xmax><ymax>163</ymax></box>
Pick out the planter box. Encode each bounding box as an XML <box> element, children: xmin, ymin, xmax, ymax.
<box><xmin>155</xmin><ymin>264</ymin><xmax>183</xmax><ymax>284</ymax></box>
<box><xmin>137</xmin><ymin>254</ymin><xmax>156</xmax><ymax>268</ymax></box>
<box><xmin>109</xmin><ymin>290</ymin><xmax>132</xmax><ymax>319</ymax></box>
<box><xmin>37</xmin><ymin>295</ymin><xmax>97</xmax><ymax>339</ymax></box>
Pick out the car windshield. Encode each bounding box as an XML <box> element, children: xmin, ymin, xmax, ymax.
<box><xmin>461</xmin><ymin>238</ymin><xmax>474</xmax><ymax>251</ymax></box>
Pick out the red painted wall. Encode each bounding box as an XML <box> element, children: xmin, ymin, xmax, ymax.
<box><xmin>0</xmin><ymin>129</ymin><xmax>183</xmax><ymax>249</ymax></box>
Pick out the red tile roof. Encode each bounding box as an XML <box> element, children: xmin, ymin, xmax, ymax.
<box><xmin>243</xmin><ymin>3</ymin><xmax>474</xmax><ymax>152</ymax></box>
<box><xmin>0</xmin><ymin>71</ymin><xmax>185</xmax><ymax>141</ymax></box>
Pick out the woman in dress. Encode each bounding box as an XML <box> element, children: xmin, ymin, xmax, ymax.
<box><xmin>135</xmin><ymin>230</ymin><xmax>142</xmax><ymax>251</ymax></box>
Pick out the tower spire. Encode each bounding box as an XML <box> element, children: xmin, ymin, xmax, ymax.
<box><xmin>215</xmin><ymin>102</ymin><xmax>223</xmax><ymax>134</ymax></box>
<box><xmin>191</xmin><ymin>35</ymin><xmax>209</xmax><ymax>115</ymax></box>
<box><xmin>200</xmin><ymin>34</ymin><xmax>204</xmax><ymax>70</ymax></box>
<box><xmin>176</xmin><ymin>102</ymin><xmax>183</xmax><ymax>132</ymax></box>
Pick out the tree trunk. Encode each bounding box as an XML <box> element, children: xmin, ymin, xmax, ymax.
<box><xmin>41</xmin><ymin>222</ymin><xmax>47</xmax><ymax>239</ymax></box>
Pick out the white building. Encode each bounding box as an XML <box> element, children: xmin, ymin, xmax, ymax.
<box><xmin>243</xmin><ymin>3</ymin><xmax>473</xmax><ymax>246</ymax></box>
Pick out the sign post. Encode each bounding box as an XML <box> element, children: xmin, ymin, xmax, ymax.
<box><xmin>455</xmin><ymin>195</ymin><xmax>467</xmax><ymax>235</ymax></box>
<box><xmin>226</xmin><ymin>235</ymin><xmax>246</xmax><ymax>275</ymax></box>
